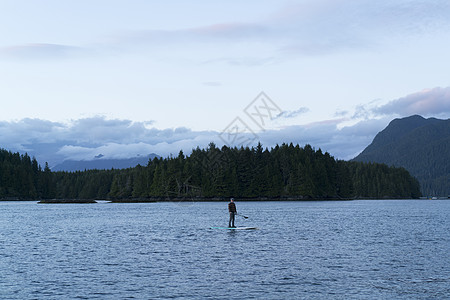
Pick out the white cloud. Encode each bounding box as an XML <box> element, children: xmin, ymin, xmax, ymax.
<box><xmin>2</xmin><ymin>86</ymin><xmax>449</xmax><ymax>166</ymax></box>
<box><xmin>0</xmin><ymin>118</ymin><xmax>65</xmax><ymax>149</ymax></box>
<box><xmin>202</xmin><ymin>81</ymin><xmax>222</xmax><ymax>87</ymax></box>
<box><xmin>276</xmin><ymin>107</ymin><xmax>310</xmax><ymax>119</ymax></box>
<box><xmin>0</xmin><ymin>116</ymin><xmax>217</xmax><ymax>166</ymax></box>
<box><xmin>4</xmin><ymin>1</ymin><xmax>450</xmax><ymax>63</ymax></box>
<box><xmin>119</xmin><ymin>1</ymin><xmax>450</xmax><ymax>57</ymax></box>
<box><xmin>57</xmin><ymin>143</ymin><xmax>158</xmax><ymax>161</ymax></box>
<box><xmin>275</xmin><ymin>0</ymin><xmax>450</xmax><ymax>54</ymax></box>
<box><xmin>257</xmin><ymin>117</ymin><xmax>390</xmax><ymax>160</ymax></box>
<box><xmin>1</xmin><ymin>113</ymin><xmax>388</xmax><ymax>167</ymax></box>
<box><xmin>0</xmin><ymin>43</ymin><xmax>86</xmax><ymax>60</ymax></box>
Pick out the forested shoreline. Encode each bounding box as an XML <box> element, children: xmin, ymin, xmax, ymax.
<box><xmin>0</xmin><ymin>143</ymin><xmax>421</xmax><ymax>201</ymax></box>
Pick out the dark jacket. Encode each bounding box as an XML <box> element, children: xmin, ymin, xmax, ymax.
<box><xmin>228</xmin><ymin>202</ymin><xmax>237</xmax><ymax>213</ymax></box>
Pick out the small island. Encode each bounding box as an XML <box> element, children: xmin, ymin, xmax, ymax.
<box><xmin>1</xmin><ymin>143</ymin><xmax>422</xmax><ymax>203</ymax></box>
<box><xmin>38</xmin><ymin>199</ymin><xmax>96</xmax><ymax>204</ymax></box>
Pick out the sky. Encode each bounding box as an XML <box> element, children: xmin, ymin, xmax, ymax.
<box><xmin>1</xmin><ymin>0</ymin><xmax>450</xmax><ymax>168</ymax></box>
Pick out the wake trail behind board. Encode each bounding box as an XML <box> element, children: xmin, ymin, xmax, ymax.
<box><xmin>210</xmin><ymin>227</ymin><xmax>258</xmax><ymax>230</ymax></box>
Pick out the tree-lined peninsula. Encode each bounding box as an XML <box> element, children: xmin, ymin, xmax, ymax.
<box><xmin>1</xmin><ymin>143</ymin><xmax>421</xmax><ymax>201</ymax></box>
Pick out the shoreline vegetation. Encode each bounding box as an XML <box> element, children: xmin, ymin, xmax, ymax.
<box><xmin>2</xmin><ymin>196</ymin><xmax>447</xmax><ymax>204</ymax></box>
<box><xmin>1</xmin><ymin>143</ymin><xmax>422</xmax><ymax>202</ymax></box>
<box><xmin>35</xmin><ymin>197</ymin><xmax>439</xmax><ymax>204</ymax></box>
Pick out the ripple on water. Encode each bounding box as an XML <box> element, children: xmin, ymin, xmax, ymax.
<box><xmin>0</xmin><ymin>200</ymin><xmax>449</xmax><ymax>299</ymax></box>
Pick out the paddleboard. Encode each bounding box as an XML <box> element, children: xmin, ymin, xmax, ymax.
<box><xmin>210</xmin><ymin>227</ymin><xmax>258</xmax><ymax>230</ymax></box>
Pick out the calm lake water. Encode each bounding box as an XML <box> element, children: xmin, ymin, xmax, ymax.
<box><xmin>1</xmin><ymin>200</ymin><xmax>449</xmax><ymax>299</ymax></box>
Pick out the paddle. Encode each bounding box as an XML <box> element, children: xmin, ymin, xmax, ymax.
<box><xmin>236</xmin><ymin>213</ymin><xmax>248</xmax><ymax>219</ymax></box>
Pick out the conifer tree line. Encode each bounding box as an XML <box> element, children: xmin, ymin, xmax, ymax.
<box><xmin>0</xmin><ymin>143</ymin><xmax>421</xmax><ymax>200</ymax></box>
<box><xmin>0</xmin><ymin>149</ymin><xmax>53</xmax><ymax>199</ymax></box>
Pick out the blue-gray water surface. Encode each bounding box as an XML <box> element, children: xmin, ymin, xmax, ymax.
<box><xmin>1</xmin><ymin>200</ymin><xmax>449</xmax><ymax>299</ymax></box>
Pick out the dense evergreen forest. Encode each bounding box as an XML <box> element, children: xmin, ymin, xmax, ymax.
<box><xmin>0</xmin><ymin>149</ymin><xmax>53</xmax><ymax>199</ymax></box>
<box><xmin>0</xmin><ymin>144</ymin><xmax>421</xmax><ymax>201</ymax></box>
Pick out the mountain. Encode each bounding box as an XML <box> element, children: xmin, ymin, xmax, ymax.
<box><xmin>52</xmin><ymin>153</ymin><xmax>160</xmax><ymax>172</ymax></box>
<box><xmin>353</xmin><ymin>115</ymin><xmax>450</xmax><ymax>196</ymax></box>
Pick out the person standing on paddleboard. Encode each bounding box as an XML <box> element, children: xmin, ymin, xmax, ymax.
<box><xmin>228</xmin><ymin>198</ymin><xmax>237</xmax><ymax>228</ymax></box>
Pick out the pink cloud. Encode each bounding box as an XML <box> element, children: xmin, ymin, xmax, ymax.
<box><xmin>375</xmin><ymin>87</ymin><xmax>450</xmax><ymax>116</ymax></box>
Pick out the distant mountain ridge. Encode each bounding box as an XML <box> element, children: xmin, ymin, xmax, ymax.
<box><xmin>52</xmin><ymin>153</ymin><xmax>159</xmax><ymax>172</ymax></box>
<box><xmin>353</xmin><ymin>115</ymin><xmax>450</xmax><ymax>196</ymax></box>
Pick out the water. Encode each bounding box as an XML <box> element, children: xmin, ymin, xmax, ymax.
<box><xmin>1</xmin><ymin>200</ymin><xmax>449</xmax><ymax>299</ymax></box>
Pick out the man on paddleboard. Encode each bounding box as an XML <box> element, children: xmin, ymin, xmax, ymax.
<box><xmin>228</xmin><ymin>198</ymin><xmax>237</xmax><ymax>228</ymax></box>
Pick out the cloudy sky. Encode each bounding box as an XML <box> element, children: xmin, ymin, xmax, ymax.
<box><xmin>1</xmin><ymin>0</ymin><xmax>450</xmax><ymax>167</ymax></box>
